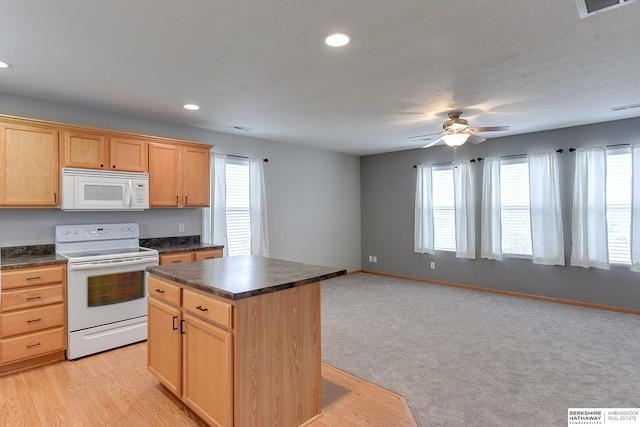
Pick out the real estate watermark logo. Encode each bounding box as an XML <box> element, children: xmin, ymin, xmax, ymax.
<box><xmin>568</xmin><ymin>408</ymin><xmax>640</xmax><ymax>426</ymax></box>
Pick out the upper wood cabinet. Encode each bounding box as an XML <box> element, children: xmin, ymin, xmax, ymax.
<box><xmin>0</xmin><ymin>123</ymin><xmax>60</xmax><ymax>208</ymax></box>
<box><xmin>149</xmin><ymin>142</ymin><xmax>209</xmax><ymax>208</ymax></box>
<box><xmin>61</xmin><ymin>132</ymin><xmax>147</xmax><ymax>172</ymax></box>
<box><xmin>109</xmin><ymin>137</ymin><xmax>147</xmax><ymax>172</ymax></box>
<box><xmin>61</xmin><ymin>131</ymin><xmax>108</xmax><ymax>169</ymax></box>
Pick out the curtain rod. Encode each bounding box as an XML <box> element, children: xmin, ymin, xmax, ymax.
<box><xmin>413</xmin><ymin>144</ymin><xmax>635</xmax><ymax>168</ymax></box>
<box><xmin>227</xmin><ymin>154</ymin><xmax>269</xmax><ymax>162</ymax></box>
<box><xmin>475</xmin><ymin>149</ymin><xmax>566</xmax><ymax>162</ymax></box>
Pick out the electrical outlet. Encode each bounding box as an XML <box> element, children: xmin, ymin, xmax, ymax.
<box><xmin>368</xmin><ymin>255</ymin><xmax>373</xmax><ymax>262</ymax></box>
<box><xmin>430</xmin><ymin>262</ymin><xmax>435</xmax><ymax>270</ymax></box>
<box><xmin>372</xmin><ymin>256</ymin><xmax>377</xmax><ymax>263</ymax></box>
<box><xmin>178</xmin><ymin>223</ymin><xmax>185</xmax><ymax>233</ymax></box>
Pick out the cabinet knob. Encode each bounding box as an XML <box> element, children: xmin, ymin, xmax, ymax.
<box><xmin>112</xmin><ymin>165</ymin><xmax>116</xmax><ymax>168</ymax></box>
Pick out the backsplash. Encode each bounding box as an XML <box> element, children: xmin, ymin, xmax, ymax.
<box><xmin>139</xmin><ymin>235</ymin><xmax>200</xmax><ymax>247</ymax></box>
<box><xmin>1</xmin><ymin>244</ymin><xmax>56</xmax><ymax>258</ymax></box>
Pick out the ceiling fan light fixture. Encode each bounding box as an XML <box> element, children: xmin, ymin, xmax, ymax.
<box><xmin>442</xmin><ymin>132</ymin><xmax>470</xmax><ymax>147</ymax></box>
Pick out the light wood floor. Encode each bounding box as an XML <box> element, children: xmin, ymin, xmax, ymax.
<box><xmin>0</xmin><ymin>343</ymin><xmax>416</xmax><ymax>426</ymax></box>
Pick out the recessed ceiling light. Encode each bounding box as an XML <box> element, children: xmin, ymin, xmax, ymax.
<box><xmin>0</xmin><ymin>60</ymin><xmax>12</xmax><ymax>69</ymax></box>
<box><xmin>183</xmin><ymin>104</ymin><xmax>200</xmax><ymax>111</ymax></box>
<box><xmin>324</xmin><ymin>33</ymin><xmax>350</xmax><ymax>47</ymax></box>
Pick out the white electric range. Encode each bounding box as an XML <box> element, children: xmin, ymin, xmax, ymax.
<box><xmin>55</xmin><ymin>223</ymin><xmax>158</xmax><ymax>360</ymax></box>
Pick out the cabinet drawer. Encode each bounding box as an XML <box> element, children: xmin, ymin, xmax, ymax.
<box><xmin>183</xmin><ymin>289</ymin><xmax>232</xmax><ymax>329</ymax></box>
<box><xmin>1</xmin><ymin>284</ymin><xmax>64</xmax><ymax>312</ymax></box>
<box><xmin>1</xmin><ymin>327</ymin><xmax>65</xmax><ymax>364</ymax></box>
<box><xmin>160</xmin><ymin>253</ymin><xmax>193</xmax><ymax>265</ymax></box>
<box><xmin>1</xmin><ymin>265</ymin><xmax>65</xmax><ymax>290</ymax></box>
<box><xmin>1</xmin><ymin>303</ymin><xmax>65</xmax><ymax>337</ymax></box>
<box><xmin>193</xmin><ymin>249</ymin><xmax>223</xmax><ymax>261</ymax></box>
<box><xmin>148</xmin><ymin>275</ymin><xmax>181</xmax><ymax>306</ymax></box>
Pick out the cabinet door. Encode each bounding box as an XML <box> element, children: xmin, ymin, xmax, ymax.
<box><xmin>159</xmin><ymin>252</ymin><xmax>194</xmax><ymax>265</ymax></box>
<box><xmin>109</xmin><ymin>137</ymin><xmax>147</xmax><ymax>172</ymax></box>
<box><xmin>182</xmin><ymin>146</ymin><xmax>210</xmax><ymax>207</ymax></box>
<box><xmin>193</xmin><ymin>249</ymin><xmax>223</xmax><ymax>261</ymax></box>
<box><xmin>148</xmin><ymin>297</ymin><xmax>182</xmax><ymax>397</ymax></box>
<box><xmin>0</xmin><ymin>124</ymin><xmax>59</xmax><ymax>207</ymax></box>
<box><xmin>148</xmin><ymin>143</ymin><xmax>181</xmax><ymax>207</ymax></box>
<box><xmin>61</xmin><ymin>131</ymin><xmax>108</xmax><ymax>169</ymax></box>
<box><xmin>183</xmin><ymin>313</ymin><xmax>233</xmax><ymax>427</ymax></box>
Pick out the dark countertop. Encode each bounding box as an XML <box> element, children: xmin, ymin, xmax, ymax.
<box><xmin>147</xmin><ymin>255</ymin><xmax>347</xmax><ymax>300</ymax></box>
<box><xmin>139</xmin><ymin>236</ymin><xmax>223</xmax><ymax>255</ymax></box>
<box><xmin>0</xmin><ymin>244</ymin><xmax>67</xmax><ymax>270</ymax></box>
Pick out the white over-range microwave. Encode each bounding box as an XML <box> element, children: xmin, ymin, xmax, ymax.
<box><xmin>61</xmin><ymin>167</ymin><xmax>150</xmax><ymax>211</ymax></box>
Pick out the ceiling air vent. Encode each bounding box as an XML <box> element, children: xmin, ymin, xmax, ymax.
<box><xmin>576</xmin><ymin>0</ymin><xmax>638</xmax><ymax>18</ymax></box>
<box><xmin>610</xmin><ymin>103</ymin><xmax>640</xmax><ymax>112</ymax></box>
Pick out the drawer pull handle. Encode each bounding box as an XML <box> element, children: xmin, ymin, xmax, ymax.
<box><xmin>26</xmin><ymin>296</ymin><xmax>42</xmax><ymax>301</ymax></box>
<box><xmin>155</xmin><ymin>288</ymin><xmax>165</xmax><ymax>294</ymax></box>
<box><xmin>27</xmin><ymin>318</ymin><xmax>42</xmax><ymax>324</ymax></box>
<box><xmin>196</xmin><ymin>305</ymin><xmax>208</xmax><ymax>312</ymax></box>
<box><xmin>27</xmin><ymin>342</ymin><xmax>42</xmax><ymax>349</ymax></box>
<box><xmin>172</xmin><ymin>316</ymin><xmax>178</xmax><ymax>331</ymax></box>
<box><xmin>172</xmin><ymin>260</ymin><xmax>183</xmax><ymax>263</ymax></box>
<box><xmin>26</xmin><ymin>276</ymin><xmax>41</xmax><ymax>281</ymax></box>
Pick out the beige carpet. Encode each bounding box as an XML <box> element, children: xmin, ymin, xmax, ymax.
<box><xmin>321</xmin><ymin>273</ymin><xmax>640</xmax><ymax>427</ymax></box>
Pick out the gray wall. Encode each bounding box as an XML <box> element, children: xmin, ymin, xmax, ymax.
<box><xmin>0</xmin><ymin>93</ymin><xmax>361</xmax><ymax>272</ymax></box>
<box><xmin>361</xmin><ymin>116</ymin><xmax>640</xmax><ymax>311</ymax></box>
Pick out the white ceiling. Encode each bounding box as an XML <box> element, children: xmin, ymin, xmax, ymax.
<box><xmin>1</xmin><ymin>0</ymin><xmax>640</xmax><ymax>156</ymax></box>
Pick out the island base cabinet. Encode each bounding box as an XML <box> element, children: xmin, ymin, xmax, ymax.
<box><xmin>147</xmin><ymin>297</ymin><xmax>182</xmax><ymax>397</ymax></box>
<box><xmin>183</xmin><ymin>313</ymin><xmax>233</xmax><ymax>427</ymax></box>
<box><xmin>147</xmin><ymin>273</ymin><xmax>322</xmax><ymax>427</ymax></box>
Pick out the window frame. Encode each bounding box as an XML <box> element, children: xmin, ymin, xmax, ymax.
<box><xmin>499</xmin><ymin>157</ymin><xmax>533</xmax><ymax>258</ymax></box>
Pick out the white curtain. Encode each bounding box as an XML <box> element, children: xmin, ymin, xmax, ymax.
<box><xmin>480</xmin><ymin>157</ymin><xmax>502</xmax><ymax>260</ymax></box>
<box><xmin>414</xmin><ymin>165</ymin><xmax>434</xmax><ymax>254</ymax></box>
<box><xmin>631</xmin><ymin>143</ymin><xmax>640</xmax><ymax>272</ymax></box>
<box><xmin>202</xmin><ymin>153</ymin><xmax>228</xmax><ymax>256</ymax></box>
<box><xmin>453</xmin><ymin>162</ymin><xmax>476</xmax><ymax>259</ymax></box>
<box><xmin>249</xmin><ymin>158</ymin><xmax>270</xmax><ymax>257</ymax></box>
<box><xmin>529</xmin><ymin>152</ymin><xmax>565</xmax><ymax>265</ymax></box>
<box><xmin>571</xmin><ymin>146</ymin><xmax>609</xmax><ymax>269</ymax></box>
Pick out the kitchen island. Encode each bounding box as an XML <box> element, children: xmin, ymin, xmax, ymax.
<box><xmin>146</xmin><ymin>255</ymin><xmax>346</xmax><ymax>427</ymax></box>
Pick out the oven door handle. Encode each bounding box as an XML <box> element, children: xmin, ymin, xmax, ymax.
<box><xmin>67</xmin><ymin>257</ymin><xmax>158</xmax><ymax>271</ymax></box>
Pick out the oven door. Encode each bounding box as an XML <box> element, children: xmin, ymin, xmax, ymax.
<box><xmin>67</xmin><ymin>255</ymin><xmax>158</xmax><ymax>332</ymax></box>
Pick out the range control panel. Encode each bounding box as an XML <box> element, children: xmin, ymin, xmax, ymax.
<box><xmin>55</xmin><ymin>223</ymin><xmax>140</xmax><ymax>243</ymax></box>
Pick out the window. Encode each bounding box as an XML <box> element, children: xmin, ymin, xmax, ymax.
<box><xmin>432</xmin><ymin>166</ymin><xmax>455</xmax><ymax>251</ymax></box>
<box><xmin>606</xmin><ymin>148</ymin><xmax>631</xmax><ymax>264</ymax></box>
<box><xmin>225</xmin><ymin>159</ymin><xmax>251</xmax><ymax>256</ymax></box>
<box><xmin>500</xmin><ymin>159</ymin><xmax>532</xmax><ymax>256</ymax></box>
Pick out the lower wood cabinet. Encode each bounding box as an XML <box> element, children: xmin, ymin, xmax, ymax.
<box><xmin>158</xmin><ymin>249</ymin><xmax>223</xmax><ymax>265</ymax></box>
<box><xmin>147</xmin><ymin>273</ymin><xmax>321</xmax><ymax>427</ymax></box>
<box><xmin>0</xmin><ymin>264</ymin><xmax>67</xmax><ymax>369</ymax></box>
<box><xmin>147</xmin><ymin>276</ymin><xmax>233</xmax><ymax>427</ymax></box>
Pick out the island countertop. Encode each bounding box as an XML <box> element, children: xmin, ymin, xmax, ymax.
<box><xmin>146</xmin><ymin>255</ymin><xmax>347</xmax><ymax>300</ymax></box>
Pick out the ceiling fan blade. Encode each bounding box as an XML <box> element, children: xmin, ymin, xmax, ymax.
<box><xmin>422</xmin><ymin>137</ymin><xmax>444</xmax><ymax>148</ymax></box>
<box><xmin>468</xmin><ymin>126</ymin><xmax>511</xmax><ymax>132</ymax></box>
<box><xmin>467</xmin><ymin>134</ymin><xmax>486</xmax><ymax>144</ymax></box>
<box><xmin>408</xmin><ymin>132</ymin><xmax>443</xmax><ymax>139</ymax></box>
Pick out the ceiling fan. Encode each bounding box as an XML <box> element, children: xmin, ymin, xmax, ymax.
<box><xmin>409</xmin><ymin>112</ymin><xmax>510</xmax><ymax>148</ymax></box>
